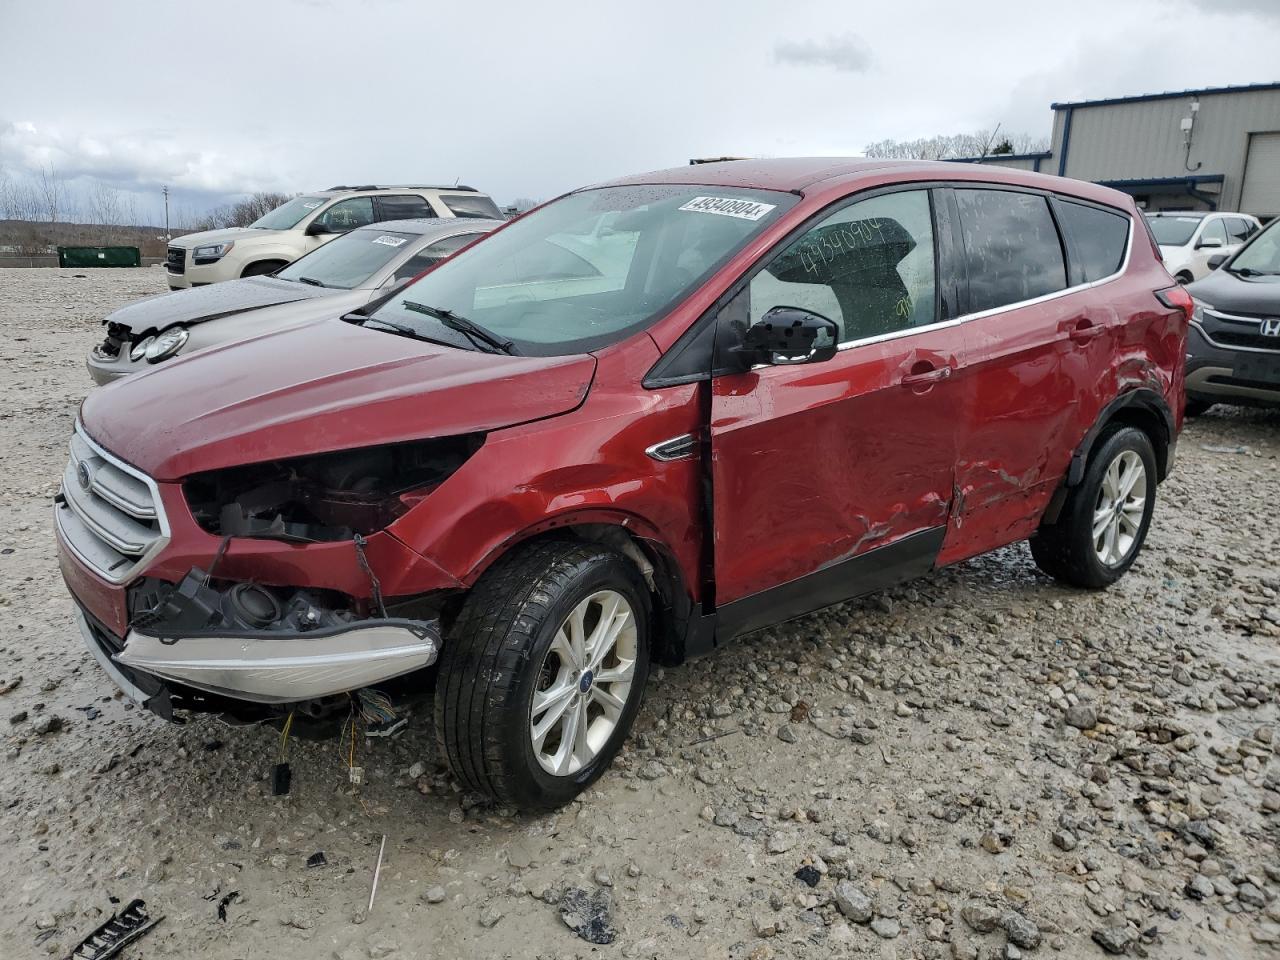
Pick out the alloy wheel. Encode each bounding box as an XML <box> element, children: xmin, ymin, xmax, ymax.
<box><xmin>530</xmin><ymin>590</ymin><xmax>637</xmax><ymax>776</ymax></box>
<box><xmin>1092</xmin><ymin>449</ymin><xmax>1147</xmax><ymax>566</ymax></box>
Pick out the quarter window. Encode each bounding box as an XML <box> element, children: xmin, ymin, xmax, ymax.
<box><xmin>438</xmin><ymin>194</ymin><xmax>504</xmax><ymax>219</ymax></box>
<box><xmin>956</xmin><ymin>189</ymin><xmax>1067</xmax><ymax>313</ymax></box>
<box><xmin>746</xmin><ymin>190</ymin><xmax>937</xmax><ymax>344</ymax></box>
<box><xmin>1055</xmin><ymin>200</ymin><xmax>1130</xmax><ymax>283</ymax></box>
<box><xmin>313</xmin><ymin>197</ymin><xmax>375</xmax><ymax>232</ymax></box>
<box><xmin>1226</xmin><ymin>217</ymin><xmax>1253</xmax><ymax>243</ymax></box>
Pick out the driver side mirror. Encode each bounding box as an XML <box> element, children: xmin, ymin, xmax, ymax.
<box><xmin>1197</xmin><ymin>235</ymin><xmax>1224</xmax><ymax>249</ymax></box>
<box><xmin>305</xmin><ymin>220</ymin><xmax>335</xmax><ymax>237</ymax></box>
<box><xmin>734</xmin><ymin>307</ymin><xmax>839</xmax><ymax>367</ymax></box>
<box><xmin>1207</xmin><ymin>253</ymin><xmax>1229</xmax><ymax>270</ymax></box>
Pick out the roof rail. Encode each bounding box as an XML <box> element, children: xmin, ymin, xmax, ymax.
<box><xmin>325</xmin><ymin>184</ymin><xmax>479</xmax><ymax>193</ymax></box>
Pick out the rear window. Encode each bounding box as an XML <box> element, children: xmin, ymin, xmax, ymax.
<box><xmin>377</xmin><ymin>194</ymin><xmax>435</xmax><ymax>221</ymax></box>
<box><xmin>956</xmin><ymin>189</ymin><xmax>1067</xmax><ymax>313</ymax></box>
<box><xmin>1055</xmin><ymin>200</ymin><xmax>1130</xmax><ymax>283</ymax></box>
<box><xmin>1146</xmin><ymin>215</ymin><xmax>1200</xmax><ymax>246</ymax></box>
<box><xmin>439</xmin><ymin>194</ymin><xmax>503</xmax><ymax>219</ymax></box>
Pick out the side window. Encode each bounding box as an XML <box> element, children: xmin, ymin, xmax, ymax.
<box><xmin>376</xmin><ymin>194</ymin><xmax>435</xmax><ymax>221</ymax></box>
<box><xmin>438</xmin><ymin>194</ymin><xmax>505</xmax><ymax>219</ymax></box>
<box><xmin>746</xmin><ymin>190</ymin><xmax>937</xmax><ymax>344</ymax></box>
<box><xmin>1199</xmin><ymin>217</ymin><xmax>1228</xmax><ymax>246</ymax></box>
<box><xmin>1055</xmin><ymin>200</ymin><xmax>1130</xmax><ymax>283</ymax></box>
<box><xmin>1226</xmin><ymin>217</ymin><xmax>1253</xmax><ymax>243</ymax></box>
<box><xmin>391</xmin><ymin>234</ymin><xmax>479</xmax><ymax>281</ymax></box>
<box><xmin>313</xmin><ymin>196</ymin><xmax>375</xmax><ymax>232</ymax></box>
<box><xmin>956</xmin><ymin>189</ymin><xmax>1066</xmax><ymax>313</ymax></box>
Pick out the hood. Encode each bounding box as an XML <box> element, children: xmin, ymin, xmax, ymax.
<box><xmin>169</xmin><ymin>226</ymin><xmax>264</xmax><ymax>249</ymax></box>
<box><xmin>81</xmin><ymin>319</ymin><xmax>597</xmax><ymax>480</ymax></box>
<box><xmin>1187</xmin><ymin>268</ymin><xmax>1280</xmax><ymax>313</ymax></box>
<box><xmin>105</xmin><ymin>276</ymin><xmax>330</xmax><ymax>333</ymax></box>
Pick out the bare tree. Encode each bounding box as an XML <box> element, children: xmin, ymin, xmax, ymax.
<box><xmin>864</xmin><ymin>130</ymin><xmax>1049</xmax><ymax>161</ymax></box>
<box><xmin>37</xmin><ymin>164</ymin><xmax>66</xmax><ymax>223</ymax></box>
<box><xmin>195</xmin><ymin>191</ymin><xmax>294</xmax><ymax>230</ymax></box>
<box><xmin>87</xmin><ymin>182</ymin><xmax>127</xmax><ymax>242</ymax></box>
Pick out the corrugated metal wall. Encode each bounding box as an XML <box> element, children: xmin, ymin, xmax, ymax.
<box><xmin>1053</xmin><ymin>89</ymin><xmax>1280</xmax><ymax>211</ymax></box>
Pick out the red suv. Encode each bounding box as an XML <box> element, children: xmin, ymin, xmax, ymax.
<box><xmin>58</xmin><ymin>159</ymin><xmax>1190</xmax><ymax>809</ymax></box>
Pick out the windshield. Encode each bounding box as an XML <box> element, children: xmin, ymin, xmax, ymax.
<box><xmin>251</xmin><ymin>196</ymin><xmax>326</xmax><ymax>230</ymax></box>
<box><xmin>1228</xmin><ymin>218</ymin><xmax>1280</xmax><ymax>275</ymax></box>
<box><xmin>366</xmin><ymin>185</ymin><xmax>796</xmax><ymax>355</ymax></box>
<box><xmin>276</xmin><ymin>229</ymin><xmax>418</xmax><ymax>289</ymax></box>
<box><xmin>1146</xmin><ymin>215</ymin><xmax>1201</xmax><ymax>246</ymax></box>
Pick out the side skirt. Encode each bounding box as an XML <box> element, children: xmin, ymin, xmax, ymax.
<box><xmin>682</xmin><ymin>526</ymin><xmax>945</xmax><ymax>656</ymax></box>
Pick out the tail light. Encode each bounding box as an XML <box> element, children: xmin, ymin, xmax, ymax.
<box><xmin>1154</xmin><ymin>285</ymin><xmax>1194</xmax><ymax>322</ymax></box>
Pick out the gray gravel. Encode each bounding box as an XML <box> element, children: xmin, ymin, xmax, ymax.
<box><xmin>1</xmin><ymin>267</ymin><xmax>1279</xmax><ymax>958</ymax></box>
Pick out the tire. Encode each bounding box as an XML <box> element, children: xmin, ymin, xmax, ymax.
<box><xmin>1184</xmin><ymin>398</ymin><xmax>1213</xmax><ymax>418</ymax></box>
<box><xmin>1175</xmin><ymin>271</ymin><xmax>1194</xmax><ymax>285</ymax></box>
<box><xmin>1030</xmin><ymin>425</ymin><xmax>1157</xmax><ymax>589</ymax></box>
<box><xmin>240</xmin><ymin>260</ymin><xmax>286</xmax><ymax>278</ymax></box>
<box><xmin>435</xmin><ymin>540</ymin><xmax>651</xmax><ymax>810</ymax></box>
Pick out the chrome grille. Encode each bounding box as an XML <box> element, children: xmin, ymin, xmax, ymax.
<box><xmin>165</xmin><ymin>246</ymin><xmax>185</xmax><ymax>274</ymax></box>
<box><xmin>55</xmin><ymin>425</ymin><xmax>169</xmax><ymax>583</ymax></box>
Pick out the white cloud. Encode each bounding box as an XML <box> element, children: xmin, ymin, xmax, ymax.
<box><xmin>773</xmin><ymin>33</ymin><xmax>873</xmax><ymax>73</ymax></box>
<box><xmin>0</xmin><ymin>121</ymin><xmax>292</xmax><ymax>197</ymax></box>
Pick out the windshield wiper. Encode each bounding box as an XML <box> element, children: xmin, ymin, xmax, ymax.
<box><xmin>295</xmin><ymin>276</ymin><xmax>328</xmax><ymax>287</ymax></box>
<box><xmin>1228</xmin><ymin>266</ymin><xmax>1279</xmax><ymax>277</ymax></box>
<box><xmin>356</xmin><ymin>316</ymin><xmax>455</xmax><ymax>348</ymax></box>
<box><xmin>400</xmin><ymin>301</ymin><xmax>520</xmax><ymax>355</ymax></box>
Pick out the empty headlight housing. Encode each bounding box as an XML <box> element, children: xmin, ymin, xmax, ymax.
<box><xmin>144</xmin><ymin>326</ymin><xmax>189</xmax><ymax>363</ymax></box>
<box><xmin>192</xmin><ymin>240</ymin><xmax>234</xmax><ymax>265</ymax></box>
<box><xmin>183</xmin><ymin>435</ymin><xmax>485</xmax><ymax>542</ymax></box>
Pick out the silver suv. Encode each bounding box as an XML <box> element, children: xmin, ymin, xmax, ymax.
<box><xmin>164</xmin><ymin>185</ymin><xmax>502</xmax><ymax>289</ymax></box>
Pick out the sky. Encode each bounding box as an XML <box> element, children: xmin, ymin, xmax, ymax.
<box><xmin>2</xmin><ymin>0</ymin><xmax>1279</xmax><ymax>225</ymax></box>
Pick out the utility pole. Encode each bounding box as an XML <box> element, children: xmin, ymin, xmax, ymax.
<box><xmin>162</xmin><ymin>185</ymin><xmax>170</xmax><ymax>241</ymax></box>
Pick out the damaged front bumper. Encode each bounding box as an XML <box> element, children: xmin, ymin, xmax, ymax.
<box><xmin>114</xmin><ymin>617</ymin><xmax>439</xmax><ymax>704</ymax></box>
<box><xmin>78</xmin><ymin>568</ymin><xmax>441</xmax><ymax>707</ymax></box>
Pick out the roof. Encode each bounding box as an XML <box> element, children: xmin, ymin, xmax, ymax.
<box><xmin>1051</xmin><ymin>81</ymin><xmax>1280</xmax><ymax>111</ymax></box>
<box><xmin>353</xmin><ymin>217</ymin><xmax>503</xmax><ymax>236</ymax></box>
<box><xmin>322</xmin><ymin>184</ymin><xmax>480</xmax><ymax>193</ymax></box>
<box><xmin>590</xmin><ymin>157</ymin><xmax>1131</xmax><ymax>209</ymax></box>
<box><xmin>949</xmin><ymin>151</ymin><xmax>1053</xmax><ymax>163</ymax></box>
<box><xmin>1144</xmin><ymin>210</ymin><xmax>1212</xmax><ymax>219</ymax></box>
<box><xmin>595</xmin><ymin>157</ymin><xmax>962</xmax><ymax>193</ymax></box>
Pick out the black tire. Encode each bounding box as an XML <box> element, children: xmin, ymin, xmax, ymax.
<box><xmin>1175</xmin><ymin>271</ymin><xmax>1194</xmax><ymax>285</ymax></box>
<box><xmin>240</xmin><ymin>260</ymin><xmax>286</xmax><ymax>278</ymax></box>
<box><xmin>435</xmin><ymin>540</ymin><xmax>651</xmax><ymax>810</ymax></box>
<box><xmin>1184</xmin><ymin>398</ymin><xmax>1213</xmax><ymax>418</ymax></box>
<box><xmin>1030</xmin><ymin>425</ymin><xmax>1158</xmax><ymax>589</ymax></box>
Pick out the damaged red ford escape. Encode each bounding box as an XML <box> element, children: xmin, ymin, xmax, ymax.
<box><xmin>57</xmin><ymin>159</ymin><xmax>1190</xmax><ymax>809</ymax></box>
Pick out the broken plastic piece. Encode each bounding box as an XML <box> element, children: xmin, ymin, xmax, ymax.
<box><xmin>66</xmin><ymin>899</ymin><xmax>162</xmax><ymax>960</ymax></box>
<box><xmin>306</xmin><ymin>851</ymin><xmax>327</xmax><ymax>868</ymax></box>
<box><xmin>271</xmin><ymin>762</ymin><xmax>291</xmax><ymax>796</ymax></box>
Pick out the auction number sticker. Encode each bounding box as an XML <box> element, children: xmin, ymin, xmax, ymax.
<box><xmin>678</xmin><ymin>196</ymin><xmax>777</xmax><ymax>221</ymax></box>
<box><xmin>371</xmin><ymin>235</ymin><xmax>408</xmax><ymax>247</ymax></box>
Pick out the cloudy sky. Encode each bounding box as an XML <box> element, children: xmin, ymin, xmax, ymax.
<box><xmin>2</xmin><ymin>0</ymin><xmax>1278</xmax><ymax>224</ymax></box>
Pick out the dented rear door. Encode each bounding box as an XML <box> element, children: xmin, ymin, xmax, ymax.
<box><xmin>708</xmin><ymin>187</ymin><xmax>967</xmax><ymax>607</ymax></box>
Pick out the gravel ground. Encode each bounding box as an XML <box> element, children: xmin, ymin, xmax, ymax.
<box><xmin>2</xmin><ymin>267</ymin><xmax>1279</xmax><ymax>960</ymax></box>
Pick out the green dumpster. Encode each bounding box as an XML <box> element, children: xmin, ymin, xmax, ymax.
<box><xmin>57</xmin><ymin>246</ymin><xmax>142</xmax><ymax>268</ymax></box>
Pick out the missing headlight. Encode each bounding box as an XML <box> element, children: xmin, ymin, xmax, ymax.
<box><xmin>183</xmin><ymin>435</ymin><xmax>484</xmax><ymax>542</ymax></box>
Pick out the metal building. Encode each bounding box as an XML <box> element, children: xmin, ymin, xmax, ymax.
<box><xmin>956</xmin><ymin>82</ymin><xmax>1280</xmax><ymax>219</ymax></box>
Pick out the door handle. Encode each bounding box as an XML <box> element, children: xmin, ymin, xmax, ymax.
<box><xmin>1068</xmin><ymin>319</ymin><xmax>1105</xmax><ymax>344</ymax></box>
<box><xmin>900</xmin><ymin>365</ymin><xmax>953</xmax><ymax>387</ymax></box>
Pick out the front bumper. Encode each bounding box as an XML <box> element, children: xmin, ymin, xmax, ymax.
<box><xmin>1187</xmin><ymin>323</ymin><xmax>1280</xmax><ymax>408</ymax></box>
<box><xmin>86</xmin><ymin>349</ymin><xmax>145</xmax><ymax>385</ymax></box>
<box><xmin>115</xmin><ymin>617</ymin><xmax>439</xmax><ymax>704</ymax></box>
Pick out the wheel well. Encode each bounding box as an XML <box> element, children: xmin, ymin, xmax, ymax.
<box><xmin>240</xmin><ymin>259</ymin><xmax>288</xmax><ymax>277</ymax></box>
<box><xmin>498</xmin><ymin>524</ymin><xmax>694</xmax><ymax>667</ymax></box>
<box><xmin>1042</xmin><ymin>391</ymin><xmax>1173</xmax><ymax>525</ymax></box>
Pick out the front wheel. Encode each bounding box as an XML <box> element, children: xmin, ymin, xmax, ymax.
<box><xmin>1030</xmin><ymin>425</ymin><xmax>1157</xmax><ymax>588</ymax></box>
<box><xmin>434</xmin><ymin>541</ymin><xmax>651</xmax><ymax>810</ymax></box>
